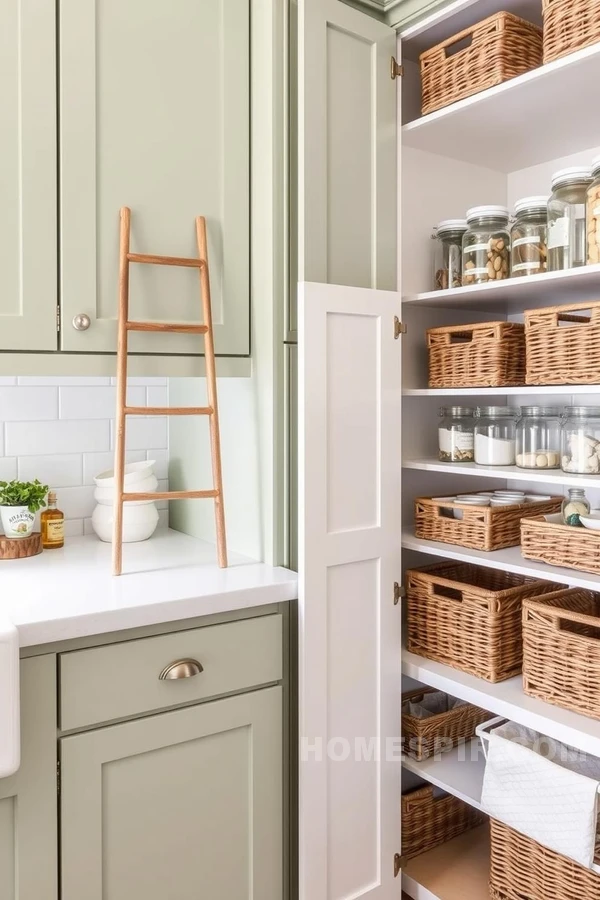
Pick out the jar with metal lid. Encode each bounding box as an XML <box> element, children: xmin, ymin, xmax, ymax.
<box><xmin>516</xmin><ymin>407</ymin><xmax>561</xmax><ymax>469</ymax></box>
<box><xmin>433</xmin><ymin>219</ymin><xmax>468</xmax><ymax>290</ymax></box>
<box><xmin>547</xmin><ymin>167</ymin><xmax>593</xmax><ymax>271</ymax></box>
<box><xmin>561</xmin><ymin>406</ymin><xmax>600</xmax><ymax>474</ymax></box>
<box><xmin>438</xmin><ymin>406</ymin><xmax>475</xmax><ymax>462</ymax></box>
<box><xmin>474</xmin><ymin>407</ymin><xmax>517</xmax><ymax>466</ymax></box>
<box><xmin>587</xmin><ymin>155</ymin><xmax>600</xmax><ymax>265</ymax></box>
<box><xmin>462</xmin><ymin>206</ymin><xmax>510</xmax><ymax>285</ymax></box>
<box><xmin>510</xmin><ymin>197</ymin><xmax>548</xmax><ymax>277</ymax></box>
<box><xmin>562</xmin><ymin>488</ymin><xmax>591</xmax><ymax>526</ymax></box>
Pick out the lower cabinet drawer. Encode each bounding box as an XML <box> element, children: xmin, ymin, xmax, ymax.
<box><xmin>59</xmin><ymin>614</ymin><xmax>282</xmax><ymax>731</ymax></box>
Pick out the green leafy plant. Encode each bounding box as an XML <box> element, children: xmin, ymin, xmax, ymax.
<box><xmin>0</xmin><ymin>480</ymin><xmax>49</xmax><ymax>512</ymax></box>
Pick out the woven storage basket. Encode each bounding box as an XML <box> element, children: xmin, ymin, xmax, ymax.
<box><xmin>427</xmin><ymin>321</ymin><xmax>526</xmax><ymax>389</ymax></box>
<box><xmin>415</xmin><ymin>496</ymin><xmax>562</xmax><ymax>552</ymax></box>
<box><xmin>402</xmin><ymin>784</ymin><xmax>485</xmax><ymax>861</ymax></box>
<box><xmin>402</xmin><ymin>687</ymin><xmax>490</xmax><ymax>761</ymax></box>
<box><xmin>522</xmin><ymin>515</ymin><xmax>600</xmax><ymax>576</ymax></box>
<box><xmin>406</xmin><ymin>561</ymin><xmax>562</xmax><ymax>682</ymax></box>
<box><xmin>525</xmin><ymin>301</ymin><xmax>600</xmax><ymax>385</ymax></box>
<box><xmin>419</xmin><ymin>11</ymin><xmax>542</xmax><ymax>116</ymax></box>
<box><xmin>523</xmin><ymin>589</ymin><xmax>600</xmax><ymax>720</ymax></box>
<box><xmin>490</xmin><ymin>818</ymin><xmax>600</xmax><ymax>900</ymax></box>
<box><xmin>542</xmin><ymin>0</ymin><xmax>600</xmax><ymax>64</ymax></box>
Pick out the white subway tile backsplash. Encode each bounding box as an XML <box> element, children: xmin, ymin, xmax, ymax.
<box><xmin>64</xmin><ymin>519</ymin><xmax>84</xmax><ymax>538</ymax></box>
<box><xmin>18</xmin><ymin>376</ymin><xmax>111</xmax><ymax>386</ymax></box>
<box><xmin>110</xmin><ymin>417</ymin><xmax>168</xmax><ymax>451</ymax></box>
<box><xmin>146</xmin><ymin>385</ymin><xmax>168</xmax><ymax>408</ymax></box>
<box><xmin>0</xmin><ymin>458</ymin><xmax>17</xmax><ymax>481</ymax></box>
<box><xmin>0</xmin><ymin>386</ymin><xmax>58</xmax><ymax>421</ymax></box>
<box><xmin>0</xmin><ymin>377</ymin><xmax>17</xmax><ymax>385</ymax></box>
<box><xmin>18</xmin><ymin>454</ymin><xmax>83</xmax><ymax>488</ymax></box>
<box><xmin>82</xmin><ymin>450</ymin><xmax>146</xmax><ymax>485</ymax></box>
<box><xmin>6</xmin><ymin>420</ymin><xmax>110</xmax><ymax>457</ymax></box>
<box><xmin>149</xmin><ymin>449</ymin><xmax>168</xmax><ymax>480</ymax></box>
<box><xmin>111</xmin><ymin>376</ymin><xmax>167</xmax><ymax>386</ymax></box>
<box><xmin>57</xmin><ymin>486</ymin><xmax>96</xmax><ymax>519</ymax></box>
<box><xmin>59</xmin><ymin>385</ymin><xmax>146</xmax><ymax>419</ymax></box>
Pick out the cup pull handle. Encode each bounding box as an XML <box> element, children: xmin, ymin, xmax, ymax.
<box><xmin>159</xmin><ymin>658</ymin><xmax>204</xmax><ymax>680</ymax></box>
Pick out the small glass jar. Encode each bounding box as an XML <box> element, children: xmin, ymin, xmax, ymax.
<box><xmin>561</xmin><ymin>406</ymin><xmax>600</xmax><ymax>474</ymax></box>
<box><xmin>474</xmin><ymin>406</ymin><xmax>517</xmax><ymax>466</ymax></box>
<box><xmin>510</xmin><ymin>196</ymin><xmax>548</xmax><ymax>277</ymax></box>
<box><xmin>516</xmin><ymin>407</ymin><xmax>561</xmax><ymax>469</ymax></box>
<box><xmin>562</xmin><ymin>488</ymin><xmax>591</xmax><ymax>526</ymax></box>
<box><xmin>438</xmin><ymin>406</ymin><xmax>475</xmax><ymax>462</ymax></box>
<box><xmin>433</xmin><ymin>219</ymin><xmax>468</xmax><ymax>290</ymax></box>
<box><xmin>462</xmin><ymin>206</ymin><xmax>511</xmax><ymax>285</ymax></box>
<box><xmin>586</xmin><ymin>155</ymin><xmax>600</xmax><ymax>265</ymax></box>
<box><xmin>547</xmin><ymin>167</ymin><xmax>593</xmax><ymax>271</ymax></box>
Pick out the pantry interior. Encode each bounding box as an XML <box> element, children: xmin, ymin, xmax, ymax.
<box><xmin>396</xmin><ymin>0</ymin><xmax>600</xmax><ymax>896</ymax></box>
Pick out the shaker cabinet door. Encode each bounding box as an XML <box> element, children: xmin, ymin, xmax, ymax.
<box><xmin>59</xmin><ymin>0</ymin><xmax>250</xmax><ymax>357</ymax></box>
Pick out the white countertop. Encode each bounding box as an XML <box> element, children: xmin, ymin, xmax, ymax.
<box><xmin>0</xmin><ymin>529</ymin><xmax>297</xmax><ymax>648</ymax></box>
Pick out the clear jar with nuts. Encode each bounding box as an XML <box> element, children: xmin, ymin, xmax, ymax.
<box><xmin>433</xmin><ymin>219</ymin><xmax>468</xmax><ymax>290</ymax></box>
<box><xmin>516</xmin><ymin>406</ymin><xmax>561</xmax><ymax>469</ymax></box>
<box><xmin>462</xmin><ymin>206</ymin><xmax>511</xmax><ymax>285</ymax></box>
<box><xmin>587</xmin><ymin>156</ymin><xmax>600</xmax><ymax>265</ymax></box>
<box><xmin>547</xmin><ymin>167</ymin><xmax>592</xmax><ymax>271</ymax></box>
<box><xmin>510</xmin><ymin>197</ymin><xmax>548</xmax><ymax>277</ymax></box>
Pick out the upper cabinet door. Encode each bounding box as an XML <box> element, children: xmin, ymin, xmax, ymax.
<box><xmin>0</xmin><ymin>0</ymin><xmax>57</xmax><ymax>351</ymax></box>
<box><xmin>298</xmin><ymin>282</ymin><xmax>402</xmax><ymax>900</ymax></box>
<box><xmin>59</xmin><ymin>0</ymin><xmax>250</xmax><ymax>356</ymax></box>
<box><xmin>298</xmin><ymin>0</ymin><xmax>397</xmax><ymax>294</ymax></box>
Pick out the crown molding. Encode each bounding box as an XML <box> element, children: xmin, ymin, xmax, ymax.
<box><xmin>340</xmin><ymin>0</ymin><xmax>453</xmax><ymax>32</ymax></box>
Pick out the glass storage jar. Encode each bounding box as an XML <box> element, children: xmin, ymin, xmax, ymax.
<box><xmin>561</xmin><ymin>406</ymin><xmax>600</xmax><ymax>474</ymax></box>
<box><xmin>510</xmin><ymin>197</ymin><xmax>548</xmax><ymax>277</ymax></box>
<box><xmin>462</xmin><ymin>206</ymin><xmax>511</xmax><ymax>285</ymax></box>
<box><xmin>433</xmin><ymin>219</ymin><xmax>468</xmax><ymax>290</ymax></box>
<box><xmin>516</xmin><ymin>407</ymin><xmax>561</xmax><ymax>469</ymax></box>
<box><xmin>474</xmin><ymin>407</ymin><xmax>517</xmax><ymax>466</ymax></box>
<box><xmin>562</xmin><ymin>488</ymin><xmax>591</xmax><ymax>526</ymax></box>
<box><xmin>587</xmin><ymin>155</ymin><xmax>600</xmax><ymax>265</ymax></box>
<box><xmin>438</xmin><ymin>406</ymin><xmax>475</xmax><ymax>462</ymax></box>
<box><xmin>547</xmin><ymin>167</ymin><xmax>592</xmax><ymax>271</ymax></box>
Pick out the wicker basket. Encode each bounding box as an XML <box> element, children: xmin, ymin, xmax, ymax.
<box><xmin>523</xmin><ymin>589</ymin><xmax>600</xmax><ymax>720</ymax></box>
<box><xmin>415</xmin><ymin>496</ymin><xmax>562</xmax><ymax>552</ymax></box>
<box><xmin>525</xmin><ymin>301</ymin><xmax>600</xmax><ymax>385</ymax></box>
<box><xmin>402</xmin><ymin>687</ymin><xmax>490</xmax><ymax>761</ymax></box>
<box><xmin>406</xmin><ymin>561</ymin><xmax>562</xmax><ymax>682</ymax></box>
<box><xmin>402</xmin><ymin>784</ymin><xmax>486</xmax><ymax>861</ymax></box>
<box><xmin>419</xmin><ymin>11</ymin><xmax>542</xmax><ymax>116</ymax></box>
<box><xmin>542</xmin><ymin>0</ymin><xmax>600</xmax><ymax>64</ymax></box>
<box><xmin>490</xmin><ymin>818</ymin><xmax>600</xmax><ymax>900</ymax></box>
<box><xmin>522</xmin><ymin>515</ymin><xmax>600</xmax><ymax>576</ymax></box>
<box><xmin>427</xmin><ymin>321</ymin><xmax>526</xmax><ymax>389</ymax></box>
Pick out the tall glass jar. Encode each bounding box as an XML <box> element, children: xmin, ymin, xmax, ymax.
<box><xmin>438</xmin><ymin>406</ymin><xmax>475</xmax><ymax>462</ymax></box>
<box><xmin>587</xmin><ymin>155</ymin><xmax>600</xmax><ymax>265</ymax></box>
<box><xmin>516</xmin><ymin>407</ymin><xmax>561</xmax><ymax>469</ymax></box>
<box><xmin>433</xmin><ymin>220</ymin><xmax>468</xmax><ymax>290</ymax></box>
<box><xmin>561</xmin><ymin>406</ymin><xmax>600</xmax><ymax>473</ymax></box>
<box><xmin>547</xmin><ymin>167</ymin><xmax>592</xmax><ymax>271</ymax></box>
<box><xmin>462</xmin><ymin>206</ymin><xmax>511</xmax><ymax>285</ymax></box>
<box><xmin>474</xmin><ymin>407</ymin><xmax>517</xmax><ymax>466</ymax></box>
<box><xmin>510</xmin><ymin>197</ymin><xmax>548</xmax><ymax>277</ymax></box>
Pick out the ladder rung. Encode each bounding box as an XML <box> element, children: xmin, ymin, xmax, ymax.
<box><xmin>124</xmin><ymin>406</ymin><xmax>213</xmax><ymax>417</ymax></box>
<box><xmin>122</xmin><ymin>490</ymin><xmax>219</xmax><ymax>502</ymax></box>
<box><xmin>127</xmin><ymin>252</ymin><xmax>204</xmax><ymax>268</ymax></box>
<box><xmin>126</xmin><ymin>321</ymin><xmax>209</xmax><ymax>334</ymax></box>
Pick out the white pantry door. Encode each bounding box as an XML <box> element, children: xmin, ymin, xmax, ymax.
<box><xmin>298</xmin><ymin>282</ymin><xmax>402</xmax><ymax>900</ymax></box>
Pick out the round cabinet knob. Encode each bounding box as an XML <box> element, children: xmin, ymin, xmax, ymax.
<box><xmin>158</xmin><ymin>658</ymin><xmax>204</xmax><ymax>681</ymax></box>
<box><xmin>72</xmin><ymin>313</ymin><xmax>91</xmax><ymax>331</ymax></box>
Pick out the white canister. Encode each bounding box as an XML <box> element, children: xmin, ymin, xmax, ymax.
<box><xmin>0</xmin><ymin>506</ymin><xmax>35</xmax><ymax>539</ymax></box>
<box><xmin>92</xmin><ymin>460</ymin><xmax>159</xmax><ymax>543</ymax></box>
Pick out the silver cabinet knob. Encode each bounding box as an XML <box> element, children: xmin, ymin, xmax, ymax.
<box><xmin>158</xmin><ymin>658</ymin><xmax>204</xmax><ymax>681</ymax></box>
<box><xmin>72</xmin><ymin>313</ymin><xmax>91</xmax><ymax>331</ymax></box>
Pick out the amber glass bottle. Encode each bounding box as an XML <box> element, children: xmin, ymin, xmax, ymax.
<box><xmin>41</xmin><ymin>491</ymin><xmax>65</xmax><ymax>549</ymax></box>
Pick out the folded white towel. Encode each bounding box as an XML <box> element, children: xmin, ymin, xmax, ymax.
<box><xmin>481</xmin><ymin>721</ymin><xmax>600</xmax><ymax>869</ymax></box>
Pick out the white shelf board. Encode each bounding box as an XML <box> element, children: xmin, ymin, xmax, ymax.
<box><xmin>402</xmin><ymin>650</ymin><xmax>600</xmax><ymax>758</ymax></box>
<box><xmin>402</xmin><ymin>739</ymin><xmax>485</xmax><ymax>810</ymax></box>
<box><xmin>404</xmin><ymin>385</ymin><xmax>600</xmax><ymax>397</ymax></box>
<box><xmin>403</xmin><ymin>458</ymin><xmax>600</xmax><ymax>489</ymax></box>
<box><xmin>402</xmin><ymin>43</ymin><xmax>600</xmax><ymax>172</ymax></box>
<box><xmin>403</xmin><ymin>264</ymin><xmax>600</xmax><ymax>312</ymax></box>
<box><xmin>402</xmin><ymin>825</ymin><xmax>490</xmax><ymax>900</ymax></box>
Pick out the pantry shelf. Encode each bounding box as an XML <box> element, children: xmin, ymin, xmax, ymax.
<box><xmin>403</xmin><ymin>459</ymin><xmax>600</xmax><ymax>489</ymax></box>
<box><xmin>402</xmin><ymin>739</ymin><xmax>485</xmax><ymax>811</ymax></box>
<box><xmin>403</xmin><ymin>385</ymin><xmax>600</xmax><ymax>397</ymax></box>
<box><xmin>402</xmin><ymin>825</ymin><xmax>490</xmax><ymax>900</ymax></box>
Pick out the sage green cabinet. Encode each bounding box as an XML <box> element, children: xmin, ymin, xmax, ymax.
<box><xmin>60</xmin><ymin>686</ymin><xmax>283</xmax><ymax>900</ymax></box>
<box><xmin>0</xmin><ymin>656</ymin><xmax>57</xmax><ymax>900</ymax></box>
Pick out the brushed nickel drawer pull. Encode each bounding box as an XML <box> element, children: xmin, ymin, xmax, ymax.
<box><xmin>159</xmin><ymin>658</ymin><xmax>204</xmax><ymax>680</ymax></box>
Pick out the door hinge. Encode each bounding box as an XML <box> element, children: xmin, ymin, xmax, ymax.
<box><xmin>391</xmin><ymin>57</ymin><xmax>404</xmax><ymax>79</ymax></box>
<box><xmin>394</xmin><ymin>582</ymin><xmax>405</xmax><ymax>605</ymax></box>
<box><xmin>56</xmin><ymin>305</ymin><xmax>61</xmax><ymax>333</ymax></box>
<box><xmin>56</xmin><ymin>759</ymin><xmax>61</xmax><ymax>796</ymax></box>
<box><xmin>394</xmin><ymin>853</ymin><xmax>402</xmax><ymax>877</ymax></box>
<box><xmin>394</xmin><ymin>317</ymin><xmax>406</xmax><ymax>339</ymax></box>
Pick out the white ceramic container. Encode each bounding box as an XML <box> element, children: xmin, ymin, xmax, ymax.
<box><xmin>91</xmin><ymin>502</ymin><xmax>160</xmax><ymax>543</ymax></box>
<box><xmin>94</xmin><ymin>460</ymin><xmax>158</xmax><ymax>505</ymax></box>
<box><xmin>0</xmin><ymin>506</ymin><xmax>36</xmax><ymax>539</ymax></box>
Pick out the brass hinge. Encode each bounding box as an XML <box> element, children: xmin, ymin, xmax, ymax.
<box><xmin>56</xmin><ymin>759</ymin><xmax>61</xmax><ymax>796</ymax></box>
<box><xmin>394</xmin><ymin>317</ymin><xmax>406</xmax><ymax>339</ymax></box>
<box><xmin>391</xmin><ymin>57</ymin><xmax>404</xmax><ymax>79</ymax></box>
<box><xmin>394</xmin><ymin>853</ymin><xmax>402</xmax><ymax>877</ymax></box>
<box><xmin>56</xmin><ymin>305</ymin><xmax>61</xmax><ymax>333</ymax></box>
<box><xmin>394</xmin><ymin>582</ymin><xmax>405</xmax><ymax>605</ymax></box>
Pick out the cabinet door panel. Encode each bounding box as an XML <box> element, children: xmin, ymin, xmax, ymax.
<box><xmin>0</xmin><ymin>0</ymin><xmax>57</xmax><ymax>350</ymax></box>
<box><xmin>61</xmin><ymin>687</ymin><xmax>282</xmax><ymax>900</ymax></box>
<box><xmin>59</xmin><ymin>0</ymin><xmax>249</xmax><ymax>356</ymax></box>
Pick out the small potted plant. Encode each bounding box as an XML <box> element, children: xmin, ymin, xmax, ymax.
<box><xmin>0</xmin><ymin>480</ymin><xmax>49</xmax><ymax>539</ymax></box>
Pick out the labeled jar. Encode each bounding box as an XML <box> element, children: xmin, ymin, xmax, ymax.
<box><xmin>462</xmin><ymin>206</ymin><xmax>511</xmax><ymax>285</ymax></box>
<box><xmin>516</xmin><ymin>407</ymin><xmax>561</xmax><ymax>469</ymax></box>
<box><xmin>562</xmin><ymin>488</ymin><xmax>591</xmax><ymax>526</ymax></box>
<box><xmin>434</xmin><ymin>219</ymin><xmax>468</xmax><ymax>290</ymax></box>
<box><xmin>547</xmin><ymin>167</ymin><xmax>592</xmax><ymax>271</ymax></box>
<box><xmin>587</xmin><ymin>155</ymin><xmax>600</xmax><ymax>265</ymax></box>
<box><xmin>438</xmin><ymin>406</ymin><xmax>475</xmax><ymax>462</ymax></box>
<box><xmin>474</xmin><ymin>407</ymin><xmax>517</xmax><ymax>466</ymax></box>
<box><xmin>561</xmin><ymin>406</ymin><xmax>600</xmax><ymax>473</ymax></box>
<box><xmin>510</xmin><ymin>197</ymin><xmax>548</xmax><ymax>277</ymax></box>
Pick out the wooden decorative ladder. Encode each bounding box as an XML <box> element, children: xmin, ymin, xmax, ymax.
<box><xmin>112</xmin><ymin>206</ymin><xmax>227</xmax><ymax>575</ymax></box>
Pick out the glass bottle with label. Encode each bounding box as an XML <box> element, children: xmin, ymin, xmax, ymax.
<box><xmin>587</xmin><ymin>155</ymin><xmax>600</xmax><ymax>265</ymax></box>
<box><xmin>438</xmin><ymin>406</ymin><xmax>475</xmax><ymax>462</ymax></box>
<box><xmin>41</xmin><ymin>490</ymin><xmax>65</xmax><ymax>549</ymax></box>
<box><xmin>547</xmin><ymin>167</ymin><xmax>592</xmax><ymax>271</ymax></box>
<box><xmin>433</xmin><ymin>220</ymin><xmax>468</xmax><ymax>290</ymax></box>
<box><xmin>462</xmin><ymin>206</ymin><xmax>511</xmax><ymax>285</ymax></box>
<box><xmin>510</xmin><ymin>197</ymin><xmax>548</xmax><ymax>277</ymax></box>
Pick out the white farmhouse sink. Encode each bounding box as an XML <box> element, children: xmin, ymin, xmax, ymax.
<box><xmin>0</xmin><ymin>618</ymin><xmax>19</xmax><ymax>777</ymax></box>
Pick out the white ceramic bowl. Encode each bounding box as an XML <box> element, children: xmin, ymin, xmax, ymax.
<box><xmin>491</xmin><ymin>498</ymin><xmax>519</xmax><ymax>507</ymax></box>
<box><xmin>579</xmin><ymin>512</ymin><xmax>600</xmax><ymax>531</ymax></box>
<box><xmin>91</xmin><ymin>502</ymin><xmax>159</xmax><ymax>543</ymax></box>
<box><xmin>494</xmin><ymin>490</ymin><xmax>525</xmax><ymax>498</ymax></box>
<box><xmin>94</xmin><ymin>461</ymin><xmax>158</xmax><ymax>506</ymax></box>
<box><xmin>525</xmin><ymin>494</ymin><xmax>552</xmax><ymax>503</ymax></box>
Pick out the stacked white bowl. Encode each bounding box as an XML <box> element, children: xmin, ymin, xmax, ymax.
<box><xmin>91</xmin><ymin>460</ymin><xmax>159</xmax><ymax>543</ymax></box>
